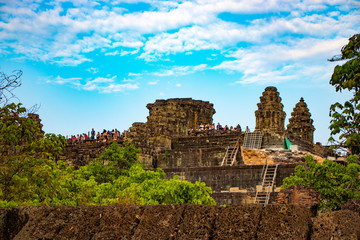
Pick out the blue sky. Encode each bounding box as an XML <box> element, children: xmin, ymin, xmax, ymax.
<box><xmin>0</xmin><ymin>0</ymin><xmax>359</xmax><ymax>144</ymax></box>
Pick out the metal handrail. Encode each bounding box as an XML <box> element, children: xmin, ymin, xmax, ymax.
<box><xmin>261</xmin><ymin>164</ymin><xmax>269</xmax><ymax>190</ymax></box>
<box><xmin>260</xmin><ymin>158</ymin><xmax>268</xmax><ymax>187</ymax></box>
<box><xmin>221</xmin><ymin>146</ymin><xmax>229</xmax><ymax>166</ymax></box>
<box><xmin>265</xmin><ymin>164</ymin><xmax>278</xmax><ymax>205</ymax></box>
<box><xmin>255</xmin><ymin>158</ymin><xmax>267</xmax><ymax>203</ymax></box>
<box><xmin>229</xmin><ymin>138</ymin><xmax>240</xmax><ymax>166</ymax></box>
<box><xmin>229</xmin><ymin>138</ymin><xmax>240</xmax><ymax>159</ymax></box>
<box><xmin>221</xmin><ymin>137</ymin><xmax>240</xmax><ymax>166</ymax></box>
<box><xmin>231</xmin><ymin>147</ymin><xmax>239</xmax><ymax>166</ymax></box>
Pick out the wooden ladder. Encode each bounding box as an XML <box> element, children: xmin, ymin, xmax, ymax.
<box><xmin>221</xmin><ymin>138</ymin><xmax>240</xmax><ymax>166</ymax></box>
<box><xmin>255</xmin><ymin>163</ymin><xmax>279</xmax><ymax>205</ymax></box>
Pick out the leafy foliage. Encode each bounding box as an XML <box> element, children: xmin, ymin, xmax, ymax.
<box><xmin>329</xmin><ymin>33</ymin><xmax>360</xmax><ymax>154</ymax></box>
<box><xmin>114</xmin><ymin>165</ymin><xmax>215</xmax><ymax>205</ymax></box>
<box><xmin>98</xmin><ymin>141</ymin><xmax>141</xmax><ymax>169</ymax></box>
<box><xmin>80</xmin><ymin>141</ymin><xmax>140</xmax><ymax>184</ymax></box>
<box><xmin>0</xmin><ymin>104</ymin><xmax>215</xmax><ymax>208</ymax></box>
<box><xmin>0</xmin><ymin>103</ymin><xmax>66</xmax><ymax>207</ymax></box>
<box><xmin>282</xmin><ymin>155</ymin><xmax>360</xmax><ymax>212</ymax></box>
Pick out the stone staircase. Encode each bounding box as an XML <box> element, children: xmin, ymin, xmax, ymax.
<box><xmin>255</xmin><ymin>163</ymin><xmax>279</xmax><ymax>205</ymax></box>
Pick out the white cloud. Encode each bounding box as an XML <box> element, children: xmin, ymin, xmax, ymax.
<box><xmin>86</xmin><ymin>67</ymin><xmax>99</xmax><ymax>74</ymax></box>
<box><xmin>122</xmin><ymin>49</ymin><xmax>140</xmax><ymax>56</ymax></box>
<box><xmin>52</xmin><ymin>56</ymin><xmax>92</xmax><ymax>66</ymax></box>
<box><xmin>213</xmin><ymin>37</ymin><xmax>347</xmax><ymax>84</ymax></box>
<box><xmin>112</xmin><ymin>40</ymin><xmax>144</xmax><ymax>48</ymax></box>
<box><xmin>105</xmin><ymin>50</ymin><xmax>120</xmax><ymax>56</ymax></box>
<box><xmin>193</xmin><ymin>64</ymin><xmax>207</xmax><ymax>71</ymax></box>
<box><xmin>139</xmin><ymin>11</ymin><xmax>359</xmax><ymax>60</ymax></box>
<box><xmin>48</xmin><ymin>75</ymin><xmax>138</xmax><ymax>93</ymax></box>
<box><xmin>49</xmin><ymin>76</ymin><xmax>82</xmax><ymax>85</ymax></box>
<box><xmin>99</xmin><ymin>82</ymin><xmax>139</xmax><ymax>93</ymax></box>
<box><xmin>105</xmin><ymin>48</ymin><xmax>139</xmax><ymax>56</ymax></box>
<box><xmin>148</xmin><ymin>80</ymin><xmax>159</xmax><ymax>85</ymax></box>
<box><xmin>153</xmin><ymin>64</ymin><xmax>207</xmax><ymax>77</ymax></box>
<box><xmin>176</xmin><ymin>83</ymin><xmax>181</xmax><ymax>87</ymax></box>
<box><xmin>0</xmin><ymin>0</ymin><xmax>358</xmax><ymax>67</ymax></box>
<box><xmin>128</xmin><ymin>72</ymin><xmax>142</xmax><ymax>76</ymax></box>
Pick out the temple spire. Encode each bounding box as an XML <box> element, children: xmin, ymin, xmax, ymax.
<box><xmin>255</xmin><ymin>86</ymin><xmax>286</xmax><ymax>134</ymax></box>
<box><xmin>286</xmin><ymin>97</ymin><xmax>315</xmax><ymax>143</ymax></box>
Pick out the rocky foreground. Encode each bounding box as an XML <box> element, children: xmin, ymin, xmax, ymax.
<box><xmin>1</xmin><ymin>204</ymin><xmax>360</xmax><ymax>240</ymax></box>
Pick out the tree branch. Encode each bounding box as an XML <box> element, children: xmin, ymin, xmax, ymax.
<box><xmin>0</xmin><ymin>70</ymin><xmax>22</xmax><ymax>106</ymax></box>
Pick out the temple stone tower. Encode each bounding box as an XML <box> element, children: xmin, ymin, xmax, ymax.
<box><xmin>255</xmin><ymin>87</ymin><xmax>286</xmax><ymax>134</ymax></box>
<box><xmin>287</xmin><ymin>97</ymin><xmax>315</xmax><ymax>143</ymax></box>
<box><xmin>130</xmin><ymin>98</ymin><xmax>215</xmax><ymax>140</ymax></box>
<box><xmin>145</xmin><ymin>98</ymin><xmax>215</xmax><ymax>136</ymax></box>
<box><xmin>128</xmin><ymin>98</ymin><xmax>215</xmax><ymax>153</ymax></box>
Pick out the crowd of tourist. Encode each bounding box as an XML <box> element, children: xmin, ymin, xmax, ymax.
<box><xmin>69</xmin><ymin>128</ymin><xmax>129</xmax><ymax>144</ymax></box>
<box><xmin>68</xmin><ymin>123</ymin><xmax>252</xmax><ymax>144</ymax></box>
<box><xmin>188</xmin><ymin>122</ymin><xmax>244</xmax><ymax>135</ymax></box>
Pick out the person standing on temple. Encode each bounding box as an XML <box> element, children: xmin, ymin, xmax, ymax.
<box><xmin>91</xmin><ymin>128</ymin><xmax>95</xmax><ymax>140</ymax></box>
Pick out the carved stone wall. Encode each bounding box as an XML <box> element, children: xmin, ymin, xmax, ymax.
<box><xmin>276</xmin><ymin>185</ymin><xmax>321</xmax><ymax>216</ymax></box>
<box><xmin>157</xmin><ymin>134</ymin><xmax>243</xmax><ymax>168</ymax></box>
<box><xmin>255</xmin><ymin>86</ymin><xmax>286</xmax><ymax>134</ymax></box>
<box><xmin>287</xmin><ymin>97</ymin><xmax>315</xmax><ymax>144</ymax></box>
<box><xmin>171</xmin><ymin>134</ymin><xmax>241</xmax><ymax>150</ymax></box>
<box><xmin>163</xmin><ymin>164</ymin><xmax>297</xmax><ymax>193</ymax></box>
<box><xmin>261</xmin><ymin>131</ymin><xmax>285</xmax><ymax>149</ymax></box>
<box><xmin>60</xmin><ymin>140</ymin><xmax>124</xmax><ymax>167</ymax></box>
<box><xmin>314</xmin><ymin>142</ymin><xmax>337</xmax><ymax>158</ymax></box>
<box><xmin>286</xmin><ymin>134</ymin><xmax>315</xmax><ymax>153</ymax></box>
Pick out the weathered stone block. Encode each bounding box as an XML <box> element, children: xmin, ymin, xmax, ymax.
<box><xmin>257</xmin><ymin>205</ymin><xmax>312</xmax><ymax>240</ymax></box>
<box><xmin>311</xmin><ymin>210</ymin><xmax>360</xmax><ymax>240</ymax></box>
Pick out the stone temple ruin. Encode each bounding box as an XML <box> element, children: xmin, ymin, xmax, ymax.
<box><xmin>255</xmin><ymin>86</ymin><xmax>286</xmax><ymax>134</ymax></box>
<box><xmin>61</xmin><ymin>86</ymin><xmax>336</xmax><ymax>205</ymax></box>
<box><xmin>287</xmin><ymin>97</ymin><xmax>315</xmax><ymax>144</ymax></box>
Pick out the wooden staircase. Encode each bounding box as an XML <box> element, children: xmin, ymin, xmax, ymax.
<box><xmin>254</xmin><ymin>163</ymin><xmax>279</xmax><ymax>205</ymax></box>
<box><xmin>221</xmin><ymin>138</ymin><xmax>241</xmax><ymax>166</ymax></box>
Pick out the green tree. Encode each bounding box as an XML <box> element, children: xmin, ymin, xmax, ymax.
<box><xmin>114</xmin><ymin>164</ymin><xmax>216</xmax><ymax>205</ymax></box>
<box><xmin>1</xmin><ymin>133</ymin><xmax>216</xmax><ymax>207</ymax></box>
<box><xmin>0</xmin><ymin>71</ymin><xmax>215</xmax><ymax>208</ymax></box>
<box><xmin>80</xmin><ymin>141</ymin><xmax>141</xmax><ymax>184</ymax></box>
<box><xmin>98</xmin><ymin>141</ymin><xmax>140</xmax><ymax>169</ymax></box>
<box><xmin>0</xmin><ymin>103</ymin><xmax>66</xmax><ymax>207</ymax></box>
<box><xmin>282</xmin><ymin>155</ymin><xmax>360</xmax><ymax>212</ymax></box>
<box><xmin>71</xmin><ymin>142</ymin><xmax>215</xmax><ymax>206</ymax></box>
<box><xmin>329</xmin><ymin>33</ymin><xmax>360</xmax><ymax>154</ymax></box>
